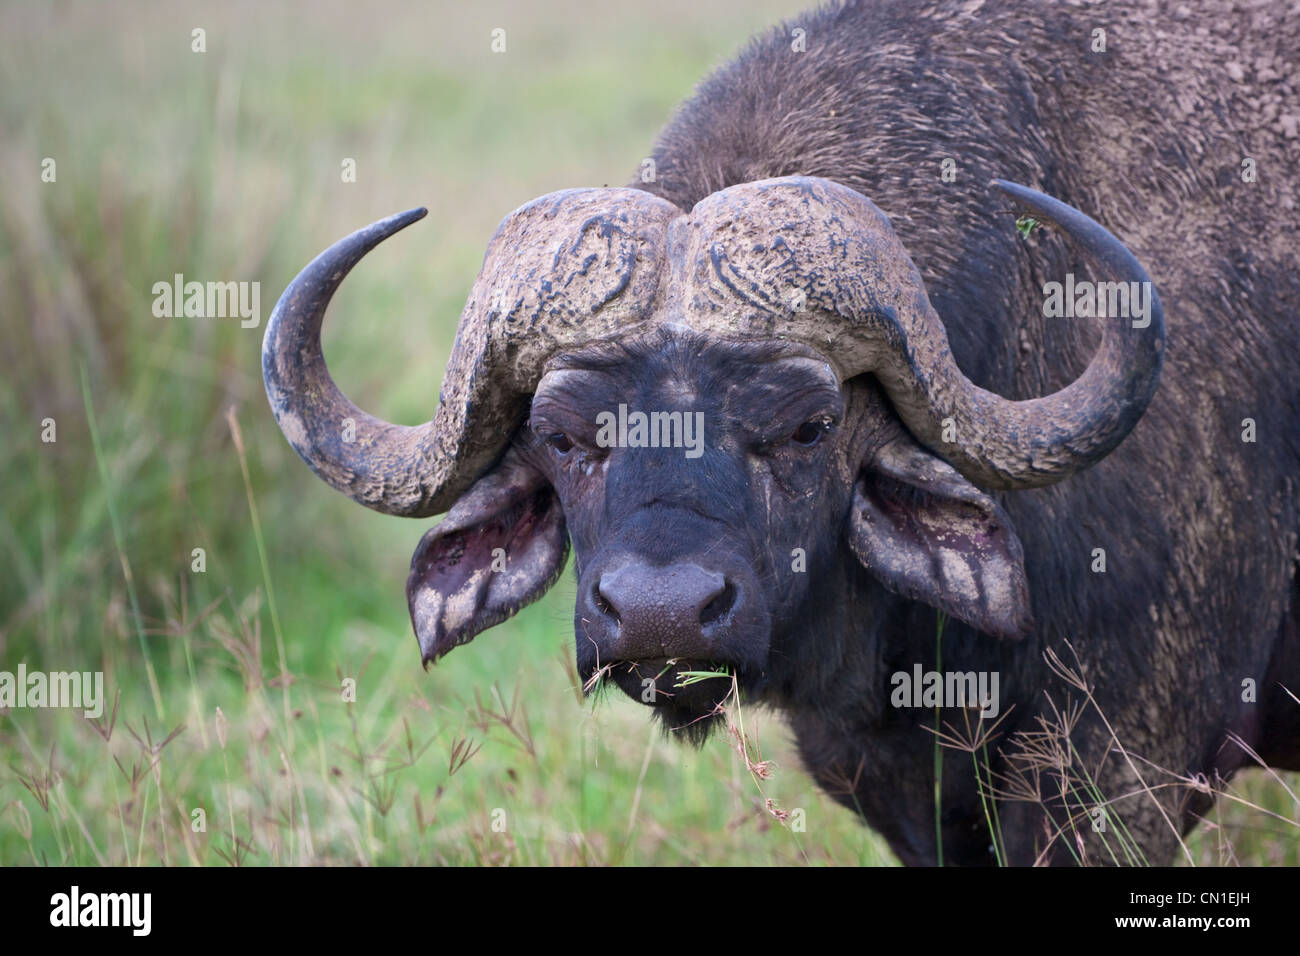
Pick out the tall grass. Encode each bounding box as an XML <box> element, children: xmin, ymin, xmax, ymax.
<box><xmin>0</xmin><ymin>0</ymin><xmax>890</xmax><ymax>866</ymax></box>
<box><xmin>0</xmin><ymin>0</ymin><xmax>1294</xmax><ymax>867</ymax></box>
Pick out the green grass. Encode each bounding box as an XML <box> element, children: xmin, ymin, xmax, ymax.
<box><xmin>0</xmin><ymin>0</ymin><xmax>1294</xmax><ymax>867</ymax></box>
<box><xmin>0</xmin><ymin>0</ymin><xmax>893</xmax><ymax>866</ymax></box>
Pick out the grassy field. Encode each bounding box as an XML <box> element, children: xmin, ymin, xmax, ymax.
<box><xmin>0</xmin><ymin>0</ymin><xmax>1294</xmax><ymax>866</ymax></box>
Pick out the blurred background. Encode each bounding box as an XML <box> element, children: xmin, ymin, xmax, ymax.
<box><xmin>0</xmin><ymin>0</ymin><xmax>1291</xmax><ymax>866</ymax></box>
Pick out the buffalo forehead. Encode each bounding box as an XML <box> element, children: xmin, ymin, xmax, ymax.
<box><xmin>664</xmin><ymin>177</ymin><xmax>925</xmax><ymax>367</ymax></box>
<box><xmin>471</xmin><ymin>178</ymin><xmax>923</xmax><ymax>388</ymax></box>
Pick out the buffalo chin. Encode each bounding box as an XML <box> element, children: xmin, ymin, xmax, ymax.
<box><xmin>595</xmin><ymin>658</ymin><xmax>739</xmax><ymax>746</ymax></box>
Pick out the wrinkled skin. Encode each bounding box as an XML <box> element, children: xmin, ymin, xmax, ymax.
<box><xmin>529</xmin><ymin>332</ymin><xmax>858</xmax><ymax>739</ymax></box>
<box><xmin>410</xmin><ymin>326</ymin><xmax>1031</xmax><ymax>744</ymax></box>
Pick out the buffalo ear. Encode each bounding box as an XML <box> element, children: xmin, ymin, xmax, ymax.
<box><xmin>407</xmin><ymin>444</ymin><xmax>568</xmax><ymax>665</ymax></box>
<box><xmin>847</xmin><ymin>436</ymin><xmax>1032</xmax><ymax>639</ymax></box>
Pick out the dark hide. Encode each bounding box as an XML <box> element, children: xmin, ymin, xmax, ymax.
<box><xmin>409</xmin><ymin>0</ymin><xmax>1300</xmax><ymax>865</ymax></box>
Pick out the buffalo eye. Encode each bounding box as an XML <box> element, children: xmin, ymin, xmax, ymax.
<box><xmin>546</xmin><ymin>432</ymin><xmax>574</xmax><ymax>454</ymax></box>
<box><xmin>791</xmin><ymin>417</ymin><xmax>832</xmax><ymax>446</ymax></box>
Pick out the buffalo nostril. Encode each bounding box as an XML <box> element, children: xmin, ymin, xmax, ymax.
<box><xmin>596</xmin><ymin>562</ymin><xmax>731</xmax><ymax>658</ymax></box>
<box><xmin>699</xmin><ymin>580</ymin><xmax>735</xmax><ymax>628</ymax></box>
<box><xmin>594</xmin><ymin>580</ymin><xmax>622</xmax><ymax>625</ymax></box>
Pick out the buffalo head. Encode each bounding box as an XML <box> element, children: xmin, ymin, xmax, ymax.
<box><xmin>263</xmin><ymin>177</ymin><xmax>1164</xmax><ymax>739</ymax></box>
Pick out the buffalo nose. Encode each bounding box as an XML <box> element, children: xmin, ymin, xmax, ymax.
<box><xmin>595</xmin><ymin>561</ymin><xmax>735</xmax><ymax>658</ymax></box>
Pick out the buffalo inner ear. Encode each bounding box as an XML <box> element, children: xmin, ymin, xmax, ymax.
<box><xmin>846</xmin><ymin>436</ymin><xmax>1033</xmax><ymax>640</ymax></box>
<box><xmin>406</xmin><ymin>445</ymin><xmax>568</xmax><ymax>665</ymax></box>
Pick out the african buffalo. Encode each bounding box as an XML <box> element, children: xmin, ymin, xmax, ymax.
<box><xmin>263</xmin><ymin>0</ymin><xmax>1300</xmax><ymax>865</ymax></box>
